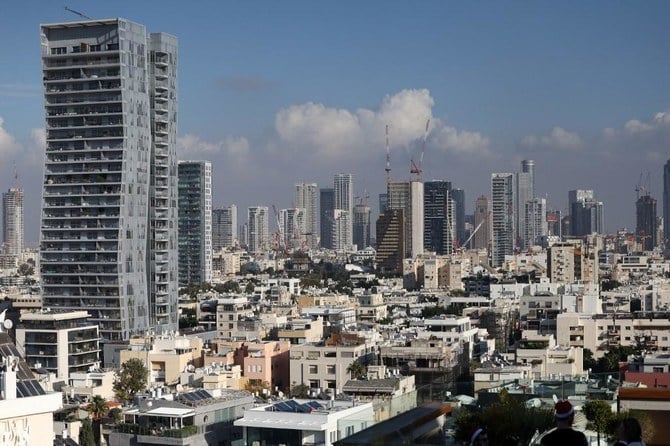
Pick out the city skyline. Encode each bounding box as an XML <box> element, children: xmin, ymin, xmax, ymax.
<box><xmin>1</xmin><ymin>2</ymin><xmax>669</xmax><ymax>243</ymax></box>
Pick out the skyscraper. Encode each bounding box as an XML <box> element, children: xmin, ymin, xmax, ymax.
<box><xmin>295</xmin><ymin>183</ymin><xmax>318</xmax><ymax>249</ymax></box>
<box><xmin>2</xmin><ymin>188</ymin><xmax>23</xmax><ymax>256</ymax></box>
<box><xmin>319</xmin><ymin>188</ymin><xmax>334</xmax><ymax>249</ymax></box>
<box><xmin>178</xmin><ymin>161</ymin><xmax>212</xmax><ymax>286</ymax></box>
<box><xmin>524</xmin><ymin>197</ymin><xmax>547</xmax><ymax>248</ymax></box>
<box><xmin>213</xmin><ymin>205</ymin><xmax>237</xmax><ymax>251</ymax></box>
<box><xmin>279</xmin><ymin>207</ymin><xmax>306</xmax><ymax>250</ymax></box>
<box><xmin>569</xmin><ymin>190</ymin><xmax>604</xmax><ymax>236</ymax></box>
<box><xmin>424</xmin><ymin>181</ymin><xmax>453</xmax><ymax>255</ymax></box>
<box><xmin>636</xmin><ymin>194</ymin><xmax>657</xmax><ymax>251</ymax></box>
<box><xmin>451</xmin><ymin>188</ymin><xmax>465</xmax><ymax>246</ymax></box>
<box><xmin>247</xmin><ymin>206</ymin><xmax>269</xmax><ymax>254</ymax></box>
<box><xmin>39</xmin><ymin>18</ymin><xmax>178</xmax><ymax>341</ymax></box>
<box><xmin>516</xmin><ymin>160</ymin><xmax>535</xmax><ymax>250</ymax></box>
<box><xmin>491</xmin><ymin>173</ymin><xmax>515</xmax><ymax>267</ymax></box>
<box><xmin>388</xmin><ymin>181</ymin><xmax>424</xmax><ymax>257</ymax></box>
<box><xmin>664</xmin><ymin>159</ymin><xmax>670</xmax><ymax>246</ymax></box>
<box><xmin>376</xmin><ymin>209</ymin><xmax>405</xmax><ymax>274</ymax></box>
<box><xmin>333</xmin><ymin>174</ymin><xmax>354</xmax><ymax>249</ymax></box>
<box><xmin>473</xmin><ymin>195</ymin><xmax>490</xmax><ymax>251</ymax></box>
<box><xmin>353</xmin><ymin>203</ymin><xmax>371</xmax><ymax>250</ymax></box>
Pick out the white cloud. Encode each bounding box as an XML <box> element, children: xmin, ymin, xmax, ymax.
<box><xmin>177</xmin><ymin>134</ymin><xmax>250</xmax><ymax>157</ymax></box>
<box><xmin>0</xmin><ymin>117</ymin><xmax>21</xmax><ymax>156</ymax></box>
<box><xmin>274</xmin><ymin>88</ymin><xmax>489</xmax><ymax>159</ymax></box>
<box><xmin>521</xmin><ymin>126</ymin><xmax>583</xmax><ymax>151</ymax></box>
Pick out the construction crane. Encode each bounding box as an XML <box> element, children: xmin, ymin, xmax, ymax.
<box><xmin>461</xmin><ymin>221</ymin><xmax>484</xmax><ymax>251</ymax></box>
<box><xmin>384</xmin><ymin>124</ymin><xmax>391</xmax><ymax>186</ymax></box>
<box><xmin>64</xmin><ymin>6</ymin><xmax>92</xmax><ymax>20</ymax></box>
<box><xmin>355</xmin><ymin>190</ymin><xmax>370</xmax><ymax>206</ymax></box>
<box><xmin>410</xmin><ymin>119</ymin><xmax>430</xmax><ymax>182</ymax></box>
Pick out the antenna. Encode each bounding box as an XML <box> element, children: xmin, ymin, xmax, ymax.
<box><xmin>64</xmin><ymin>6</ymin><xmax>92</xmax><ymax>20</ymax></box>
<box><xmin>385</xmin><ymin>124</ymin><xmax>391</xmax><ymax>186</ymax></box>
<box><xmin>13</xmin><ymin>162</ymin><xmax>19</xmax><ymax>189</ymax></box>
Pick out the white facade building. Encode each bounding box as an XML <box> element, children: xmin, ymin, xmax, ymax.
<box><xmin>247</xmin><ymin>206</ymin><xmax>269</xmax><ymax>254</ymax></box>
<box><xmin>2</xmin><ymin>188</ymin><xmax>23</xmax><ymax>256</ymax></box>
<box><xmin>295</xmin><ymin>182</ymin><xmax>318</xmax><ymax>249</ymax></box>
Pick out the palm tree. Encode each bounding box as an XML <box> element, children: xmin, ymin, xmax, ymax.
<box><xmin>88</xmin><ymin>395</ymin><xmax>108</xmax><ymax>446</ymax></box>
<box><xmin>347</xmin><ymin>360</ymin><xmax>366</xmax><ymax>379</ymax></box>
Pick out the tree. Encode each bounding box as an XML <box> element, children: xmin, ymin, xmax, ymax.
<box><xmin>214</xmin><ymin>280</ymin><xmax>241</xmax><ymax>294</ymax></box>
<box><xmin>347</xmin><ymin>360</ymin><xmax>366</xmax><ymax>379</ymax></box>
<box><xmin>290</xmin><ymin>383</ymin><xmax>310</xmax><ymax>398</ymax></box>
<box><xmin>79</xmin><ymin>417</ymin><xmax>96</xmax><ymax>446</ymax></box>
<box><xmin>583</xmin><ymin>400</ymin><xmax>613</xmax><ymax>445</ymax></box>
<box><xmin>17</xmin><ymin>263</ymin><xmax>34</xmax><ymax>277</ymax></box>
<box><xmin>583</xmin><ymin>348</ymin><xmax>597</xmax><ymax>371</ymax></box>
<box><xmin>113</xmin><ymin>358</ymin><xmax>148</xmax><ymax>403</ymax></box>
<box><xmin>88</xmin><ymin>395</ymin><xmax>107</xmax><ymax>446</ymax></box>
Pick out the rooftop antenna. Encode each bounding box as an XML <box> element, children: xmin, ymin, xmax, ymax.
<box><xmin>385</xmin><ymin>124</ymin><xmax>391</xmax><ymax>186</ymax></box>
<box><xmin>13</xmin><ymin>162</ymin><xmax>19</xmax><ymax>189</ymax></box>
<box><xmin>64</xmin><ymin>6</ymin><xmax>92</xmax><ymax>20</ymax></box>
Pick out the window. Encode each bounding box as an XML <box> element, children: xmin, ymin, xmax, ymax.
<box><xmin>309</xmin><ymin>365</ymin><xmax>318</xmax><ymax>374</ymax></box>
<box><xmin>327</xmin><ymin>365</ymin><xmax>336</xmax><ymax>374</ymax></box>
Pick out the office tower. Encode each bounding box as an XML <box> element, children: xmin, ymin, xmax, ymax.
<box><xmin>295</xmin><ymin>183</ymin><xmax>318</xmax><ymax>249</ymax></box>
<box><xmin>424</xmin><ymin>181</ymin><xmax>454</xmax><ymax>254</ymax></box>
<box><xmin>213</xmin><ymin>205</ymin><xmax>237</xmax><ymax>251</ymax></box>
<box><xmin>319</xmin><ymin>188</ymin><xmax>334</xmax><ymax>249</ymax></box>
<box><xmin>636</xmin><ymin>194</ymin><xmax>657</xmax><ymax>251</ymax></box>
<box><xmin>376</xmin><ymin>209</ymin><xmax>406</xmax><ymax>274</ymax></box>
<box><xmin>279</xmin><ymin>207</ymin><xmax>306</xmax><ymax>250</ymax></box>
<box><xmin>524</xmin><ymin>197</ymin><xmax>547</xmax><ymax>248</ymax></box>
<box><xmin>388</xmin><ymin>181</ymin><xmax>424</xmax><ymax>257</ymax></box>
<box><xmin>379</xmin><ymin>193</ymin><xmax>388</xmax><ymax>214</ymax></box>
<box><xmin>664</xmin><ymin>159</ymin><xmax>670</xmax><ymax>246</ymax></box>
<box><xmin>451</xmin><ymin>188</ymin><xmax>466</xmax><ymax>246</ymax></box>
<box><xmin>247</xmin><ymin>206</ymin><xmax>269</xmax><ymax>254</ymax></box>
<box><xmin>2</xmin><ymin>188</ymin><xmax>23</xmax><ymax>255</ymax></box>
<box><xmin>473</xmin><ymin>195</ymin><xmax>490</xmax><ymax>250</ymax></box>
<box><xmin>178</xmin><ymin>161</ymin><xmax>212</xmax><ymax>286</ymax></box>
<box><xmin>516</xmin><ymin>160</ymin><xmax>535</xmax><ymax>250</ymax></box>
<box><xmin>491</xmin><ymin>173</ymin><xmax>515</xmax><ymax>267</ymax></box>
<box><xmin>353</xmin><ymin>203</ymin><xmax>371</xmax><ymax>249</ymax></box>
<box><xmin>333</xmin><ymin>174</ymin><xmax>353</xmax><ymax>249</ymax></box>
<box><xmin>569</xmin><ymin>190</ymin><xmax>604</xmax><ymax>236</ymax></box>
<box><xmin>39</xmin><ymin>18</ymin><xmax>178</xmax><ymax>341</ymax></box>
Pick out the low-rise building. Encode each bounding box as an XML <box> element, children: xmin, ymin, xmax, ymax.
<box><xmin>355</xmin><ymin>292</ymin><xmax>387</xmax><ymax>322</ymax></box>
<box><xmin>278</xmin><ymin>317</ymin><xmax>324</xmax><ymax>345</ymax></box>
<box><xmin>234</xmin><ymin>399</ymin><xmax>375</xmax><ymax>446</ymax></box>
<box><xmin>515</xmin><ymin>331</ymin><xmax>583</xmax><ymax>379</ymax></box>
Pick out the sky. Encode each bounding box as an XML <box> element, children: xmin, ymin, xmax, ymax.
<box><xmin>1</xmin><ymin>1</ymin><xmax>669</xmax><ymax>244</ymax></box>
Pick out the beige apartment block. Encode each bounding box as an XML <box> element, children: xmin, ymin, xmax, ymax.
<box><xmin>243</xmin><ymin>340</ymin><xmax>290</xmax><ymax>392</ymax></box>
<box><xmin>289</xmin><ymin>334</ymin><xmax>375</xmax><ymax>393</ymax></box>
<box><xmin>356</xmin><ymin>292</ymin><xmax>388</xmax><ymax>322</ymax></box>
<box><xmin>515</xmin><ymin>330</ymin><xmax>583</xmax><ymax>378</ymax></box>
<box><xmin>120</xmin><ymin>334</ymin><xmax>203</xmax><ymax>387</ymax></box>
<box><xmin>557</xmin><ymin>312</ymin><xmax>670</xmax><ymax>358</ymax></box>
<box><xmin>278</xmin><ymin>317</ymin><xmax>324</xmax><ymax>344</ymax></box>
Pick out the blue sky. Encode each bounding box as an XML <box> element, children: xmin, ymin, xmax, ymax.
<box><xmin>1</xmin><ymin>1</ymin><xmax>669</xmax><ymax>242</ymax></box>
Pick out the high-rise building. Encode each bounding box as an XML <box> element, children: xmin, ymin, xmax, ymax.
<box><xmin>636</xmin><ymin>194</ymin><xmax>657</xmax><ymax>251</ymax></box>
<box><xmin>319</xmin><ymin>188</ymin><xmax>334</xmax><ymax>249</ymax></box>
<box><xmin>247</xmin><ymin>206</ymin><xmax>269</xmax><ymax>254</ymax></box>
<box><xmin>353</xmin><ymin>203</ymin><xmax>371</xmax><ymax>250</ymax></box>
<box><xmin>423</xmin><ymin>181</ymin><xmax>453</xmax><ymax>255</ymax></box>
<box><xmin>333</xmin><ymin>174</ymin><xmax>354</xmax><ymax>249</ymax></box>
<box><xmin>388</xmin><ymin>181</ymin><xmax>424</xmax><ymax>258</ymax></box>
<box><xmin>664</xmin><ymin>159</ymin><xmax>670</xmax><ymax>246</ymax></box>
<box><xmin>213</xmin><ymin>206</ymin><xmax>237</xmax><ymax>251</ymax></box>
<box><xmin>491</xmin><ymin>173</ymin><xmax>515</xmax><ymax>267</ymax></box>
<box><xmin>2</xmin><ymin>188</ymin><xmax>23</xmax><ymax>256</ymax></box>
<box><xmin>473</xmin><ymin>195</ymin><xmax>490</xmax><ymax>251</ymax></box>
<box><xmin>516</xmin><ymin>160</ymin><xmax>535</xmax><ymax>250</ymax></box>
<box><xmin>279</xmin><ymin>207</ymin><xmax>306</xmax><ymax>250</ymax></box>
<box><xmin>524</xmin><ymin>197</ymin><xmax>547</xmax><ymax>248</ymax></box>
<box><xmin>178</xmin><ymin>161</ymin><xmax>212</xmax><ymax>286</ymax></box>
<box><xmin>295</xmin><ymin>183</ymin><xmax>318</xmax><ymax>249</ymax></box>
<box><xmin>376</xmin><ymin>209</ymin><xmax>405</xmax><ymax>274</ymax></box>
<box><xmin>39</xmin><ymin>18</ymin><xmax>178</xmax><ymax>341</ymax></box>
<box><xmin>451</xmin><ymin>188</ymin><xmax>466</xmax><ymax>246</ymax></box>
<box><xmin>378</xmin><ymin>193</ymin><xmax>388</xmax><ymax>214</ymax></box>
<box><xmin>569</xmin><ymin>190</ymin><xmax>604</xmax><ymax>236</ymax></box>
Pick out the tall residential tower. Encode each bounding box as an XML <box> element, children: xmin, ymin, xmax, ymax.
<box><xmin>491</xmin><ymin>173</ymin><xmax>515</xmax><ymax>267</ymax></box>
<box><xmin>39</xmin><ymin>19</ymin><xmax>178</xmax><ymax>340</ymax></box>
<box><xmin>2</xmin><ymin>188</ymin><xmax>23</xmax><ymax>256</ymax></box>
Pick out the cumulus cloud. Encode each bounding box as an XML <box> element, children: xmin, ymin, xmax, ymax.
<box><xmin>0</xmin><ymin>117</ymin><xmax>21</xmax><ymax>156</ymax></box>
<box><xmin>600</xmin><ymin>109</ymin><xmax>670</xmax><ymax>157</ymax></box>
<box><xmin>274</xmin><ymin>89</ymin><xmax>489</xmax><ymax>159</ymax></box>
<box><xmin>521</xmin><ymin>126</ymin><xmax>583</xmax><ymax>151</ymax></box>
<box><xmin>177</xmin><ymin>134</ymin><xmax>250</xmax><ymax>157</ymax></box>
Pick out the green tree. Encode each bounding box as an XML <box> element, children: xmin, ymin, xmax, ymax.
<box><xmin>179</xmin><ymin>308</ymin><xmax>198</xmax><ymax>329</ymax></box>
<box><xmin>79</xmin><ymin>417</ymin><xmax>96</xmax><ymax>446</ymax></box>
<box><xmin>583</xmin><ymin>400</ymin><xmax>613</xmax><ymax>445</ymax></box>
<box><xmin>583</xmin><ymin>348</ymin><xmax>597</xmax><ymax>371</ymax></box>
<box><xmin>214</xmin><ymin>280</ymin><xmax>241</xmax><ymax>294</ymax></box>
<box><xmin>290</xmin><ymin>383</ymin><xmax>310</xmax><ymax>398</ymax></box>
<box><xmin>17</xmin><ymin>263</ymin><xmax>34</xmax><ymax>277</ymax></box>
<box><xmin>113</xmin><ymin>358</ymin><xmax>148</xmax><ymax>403</ymax></box>
<box><xmin>88</xmin><ymin>395</ymin><xmax>107</xmax><ymax>446</ymax></box>
<box><xmin>347</xmin><ymin>360</ymin><xmax>366</xmax><ymax>379</ymax></box>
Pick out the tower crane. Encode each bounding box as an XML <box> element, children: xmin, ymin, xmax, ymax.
<box><xmin>410</xmin><ymin>119</ymin><xmax>430</xmax><ymax>182</ymax></box>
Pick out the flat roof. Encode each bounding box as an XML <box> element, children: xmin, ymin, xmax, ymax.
<box><xmin>145</xmin><ymin>407</ymin><xmax>194</xmax><ymax>417</ymax></box>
